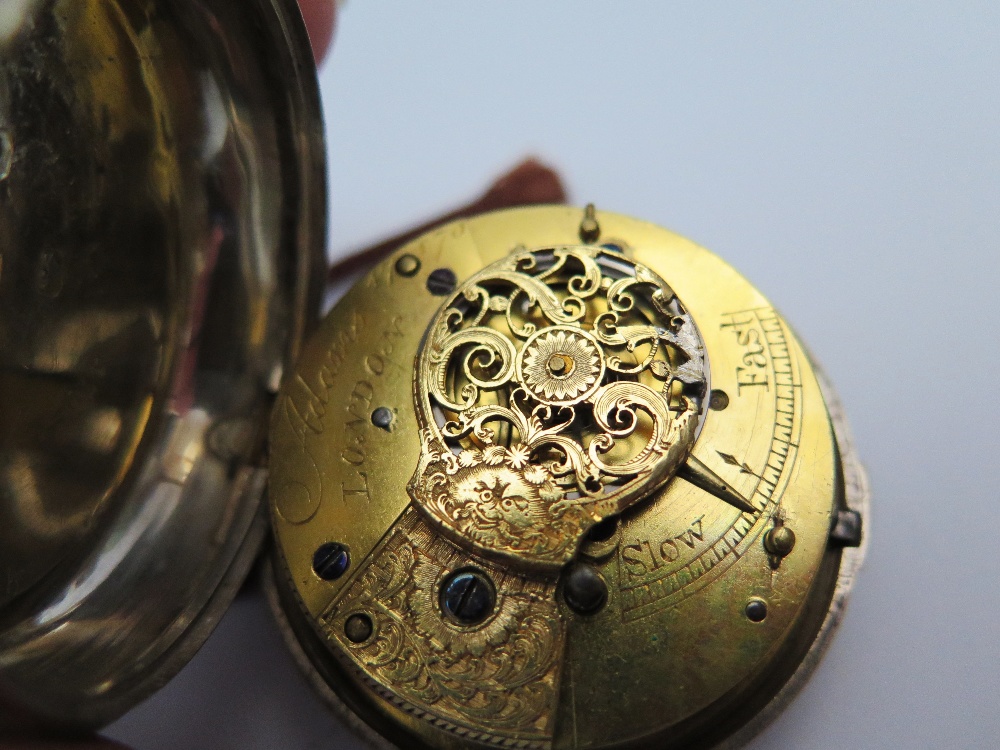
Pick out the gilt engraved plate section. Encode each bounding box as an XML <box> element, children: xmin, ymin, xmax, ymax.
<box><xmin>322</xmin><ymin>509</ymin><xmax>564</xmax><ymax>750</ymax></box>
<box><xmin>408</xmin><ymin>246</ymin><xmax>709</xmax><ymax>571</ymax></box>
<box><xmin>619</xmin><ymin>307</ymin><xmax>802</xmax><ymax>622</ymax></box>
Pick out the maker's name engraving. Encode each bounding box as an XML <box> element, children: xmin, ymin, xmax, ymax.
<box><xmin>283</xmin><ymin>311</ymin><xmax>362</xmax><ymax>446</ymax></box>
<box><xmin>338</xmin><ymin>315</ymin><xmax>406</xmax><ymax>502</ymax></box>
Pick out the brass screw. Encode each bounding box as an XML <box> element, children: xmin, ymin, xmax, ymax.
<box><xmin>579</xmin><ymin>203</ymin><xmax>600</xmax><ymax>243</ymax></box>
<box><xmin>764</xmin><ymin>525</ymin><xmax>796</xmax><ymax>558</ymax></box>
<box><xmin>394</xmin><ymin>253</ymin><xmax>421</xmax><ymax>277</ymax></box>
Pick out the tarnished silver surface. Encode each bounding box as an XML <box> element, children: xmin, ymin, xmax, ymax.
<box><xmin>0</xmin><ymin>0</ymin><xmax>325</xmax><ymax>732</ymax></box>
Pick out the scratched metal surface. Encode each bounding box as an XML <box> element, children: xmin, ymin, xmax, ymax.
<box><xmin>109</xmin><ymin>2</ymin><xmax>1000</xmax><ymax>749</ymax></box>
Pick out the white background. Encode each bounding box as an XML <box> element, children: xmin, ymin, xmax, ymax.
<box><xmin>110</xmin><ymin>2</ymin><xmax>1000</xmax><ymax>748</ymax></box>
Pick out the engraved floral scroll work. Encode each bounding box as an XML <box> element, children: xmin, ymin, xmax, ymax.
<box><xmin>408</xmin><ymin>245</ymin><xmax>710</xmax><ymax>571</ymax></box>
<box><xmin>323</xmin><ymin>510</ymin><xmax>564</xmax><ymax>749</ymax></box>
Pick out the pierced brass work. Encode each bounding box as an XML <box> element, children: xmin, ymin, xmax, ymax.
<box><xmin>409</xmin><ymin>245</ymin><xmax>708</xmax><ymax>571</ymax></box>
<box><xmin>267</xmin><ymin>206</ymin><xmax>868</xmax><ymax>750</ymax></box>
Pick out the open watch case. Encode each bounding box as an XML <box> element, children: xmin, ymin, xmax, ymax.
<box><xmin>0</xmin><ymin>3</ymin><xmax>867</xmax><ymax>748</ymax></box>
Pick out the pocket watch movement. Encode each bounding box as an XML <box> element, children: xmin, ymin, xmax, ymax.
<box><xmin>266</xmin><ymin>205</ymin><xmax>868</xmax><ymax>750</ymax></box>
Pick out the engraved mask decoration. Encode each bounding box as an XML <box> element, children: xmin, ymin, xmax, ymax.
<box><xmin>408</xmin><ymin>245</ymin><xmax>709</xmax><ymax>572</ymax></box>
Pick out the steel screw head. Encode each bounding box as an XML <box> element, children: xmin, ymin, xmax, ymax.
<box><xmin>745</xmin><ymin>599</ymin><xmax>768</xmax><ymax>622</ymax></box>
<box><xmin>563</xmin><ymin>563</ymin><xmax>608</xmax><ymax>615</ymax></box>
<box><xmin>371</xmin><ymin>407</ymin><xmax>393</xmax><ymax>431</ymax></box>
<box><xmin>440</xmin><ymin>569</ymin><xmax>495</xmax><ymax>626</ymax></box>
<box><xmin>312</xmin><ymin>542</ymin><xmax>350</xmax><ymax>581</ymax></box>
<box><xmin>426</xmin><ymin>268</ymin><xmax>457</xmax><ymax>296</ymax></box>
